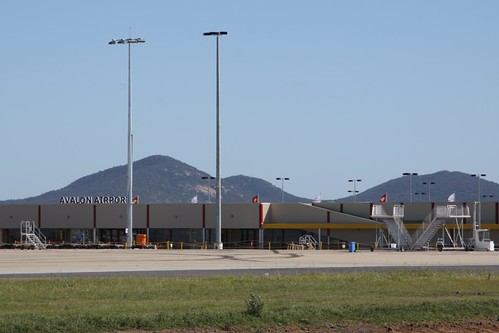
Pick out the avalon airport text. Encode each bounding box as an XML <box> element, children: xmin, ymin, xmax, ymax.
<box><xmin>59</xmin><ymin>196</ymin><xmax>127</xmax><ymax>205</ymax></box>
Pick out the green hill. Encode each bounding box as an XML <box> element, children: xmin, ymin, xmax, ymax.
<box><xmin>337</xmin><ymin>170</ymin><xmax>499</xmax><ymax>203</ymax></box>
<box><xmin>2</xmin><ymin>156</ymin><xmax>498</xmax><ymax>204</ymax></box>
<box><xmin>1</xmin><ymin>155</ymin><xmax>309</xmax><ymax>204</ymax></box>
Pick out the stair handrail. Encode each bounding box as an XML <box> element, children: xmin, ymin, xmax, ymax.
<box><xmin>393</xmin><ymin>205</ymin><xmax>404</xmax><ymax>218</ymax></box>
<box><xmin>20</xmin><ymin>220</ymin><xmax>46</xmax><ymax>249</ymax></box>
<box><xmin>393</xmin><ymin>214</ymin><xmax>413</xmax><ymax>248</ymax></box>
<box><xmin>371</xmin><ymin>204</ymin><xmax>387</xmax><ymax>217</ymax></box>
<box><xmin>33</xmin><ymin>224</ymin><xmax>46</xmax><ymax>247</ymax></box>
<box><xmin>411</xmin><ymin>208</ymin><xmax>435</xmax><ymax>248</ymax></box>
<box><xmin>299</xmin><ymin>234</ymin><xmax>318</xmax><ymax>249</ymax></box>
<box><xmin>371</xmin><ymin>204</ymin><xmax>412</xmax><ymax>248</ymax></box>
<box><xmin>411</xmin><ymin>205</ymin><xmax>455</xmax><ymax>249</ymax></box>
<box><xmin>447</xmin><ymin>205</ymin><xmax>470</xmax><ymax>218</ymax></box>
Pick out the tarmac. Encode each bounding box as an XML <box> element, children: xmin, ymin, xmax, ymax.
<box><xmin>0</xmin><ymin>249</ymin><xmax>497</xmax><ymax>278</ymax></box>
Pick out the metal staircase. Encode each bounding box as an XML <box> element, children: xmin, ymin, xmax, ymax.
<box><xmin>411</xmin><ymin>206</ymin><xmax>449</xmax><ymax>249</ymax></box>
<box><xmin>21</xmin><ymin>220</ymin><xmax>47</xmax><ymax>249</ymax></box>
<box><xmin>299</xmin><ymin>234</ymin><xmax>318</xmax><ymax>250</ymax></box>
<box><xmin>371</xmin><ymin>205</ymin><xmax>412</xmax><ymax>249</ymax></box>
<box><xmin>372</xmin><ymin>204</ymin><xmax>471</xmax><ymax>250</ymax></box>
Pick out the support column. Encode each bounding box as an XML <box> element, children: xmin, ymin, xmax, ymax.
<box><xmin>318</xmin><ymin>228</ymin><xmax>322</xmax><ymax>250</ymax></box>
<box><xmin>259</xmin><ymin>228</ymin><xmax>264</xmax><ymax>249</ymax></box>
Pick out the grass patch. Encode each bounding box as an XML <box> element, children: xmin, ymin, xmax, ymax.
<box><xmin>0</xmin><ymin>270</ymin><xmax>498</xmax><ymax>332</ymax></box>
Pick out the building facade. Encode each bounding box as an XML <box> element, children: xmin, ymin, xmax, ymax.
<box><xmin>1</xmin><ymin>201</ymin><xmax>497</xmax><ymax>249</ymax></box>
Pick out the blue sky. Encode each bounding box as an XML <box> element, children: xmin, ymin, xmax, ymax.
<box><xmin>1</xmin><ymin>1</ymin><xmax>498</xmax><ymax>201</ymax></box>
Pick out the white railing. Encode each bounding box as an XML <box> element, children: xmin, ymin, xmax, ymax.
<box><xmin>434</xmin><ymin>205</ymin><xmax>470</xmax><ymax>219</ymax></box>
<box><xmin>371</xmin><ymin>205</ymin><xmax>405</xmax><ymax>218</ymax></box>
<box><xmin>393</xmin><ymin>205</ymin><xmax>404</xmax><ymax>218</ymax></box>
<box><xmin>299</xmin><ymin>234</ymin><xmax>317</xmax><ymax>250</ymax></box>
<box><xmin>20</xmin><ymin>220</ymin><xmax>46</xmax><ymax>249</ymax></box>
<box><xmin>447</xmin><ymin>205</ymin><xmax>470</xmax><ymax>218</ymax></box>
<box><xmin>371</xmin><ymin>205</ymin><xmax>387</xmax><ymax>217</ymax></box>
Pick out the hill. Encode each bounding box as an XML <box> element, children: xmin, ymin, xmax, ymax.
<box><xmin>1</xmin><ymin>155</ymin><xmax>309</xmax><ymax>204</ymax></box>
<box><xmin>337</xmin><ymin>170</ymin><xmax>499</xmax><ymax>203</ymax></box>
<box><xmin>2</xmin><ymin>156</ymin><xmax>499</xmax><ymax>204</ymax></box>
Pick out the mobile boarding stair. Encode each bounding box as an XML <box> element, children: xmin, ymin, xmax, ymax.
<box><xmin>371</xmin><ymin>204</ymin><xmax>470</xmax><ymax>250</ymax></box>
<box><xmin>20</xmin><ymin>220</ymin><xmax>47</xmax><ymax>249</ymax></box>
<box><xmin>371</xmin><ymin>205</ymin><xmax>413</xmax><ymax>250</ymax></box>
<box><xmin>299</xmin><ymin>234</ymin><xmax>318</xmax><ymax>250</ymax></box>
<box><xmin>288</xmin><ymin>234</ymin><xmax>318</xmax><ymax>250</ymax></box>
<box><xmin>411</xmin><ymin>205</ymin><xmax>470</xmax><ymax>250</ymax></box>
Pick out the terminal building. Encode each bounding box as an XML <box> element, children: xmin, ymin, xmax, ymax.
<box><xmin>1</xmin><ymin>201</ymin><xmax>497</xmax><ymax>250</ymax></box>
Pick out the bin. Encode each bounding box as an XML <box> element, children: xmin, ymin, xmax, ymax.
<box><xmin>136</xmin><ymin>234</ymin><xmax>147</xmax><ymax>246</ymax></box>
<box><xmin>348</xmin><ymin>242</ymin><xmax>356</xmax><ymax>253</ymax></box>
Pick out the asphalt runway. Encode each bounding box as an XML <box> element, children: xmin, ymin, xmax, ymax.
<box><xmin>0</xmin><ymin>249</ymin><xmax>497</xmax><ymax>278</ymax></box>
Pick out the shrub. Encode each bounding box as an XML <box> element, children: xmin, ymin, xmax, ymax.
<box><xmin>245</xmin><ymin>293</ymin><xmax>264</xmax><ymax>317</ymax></box>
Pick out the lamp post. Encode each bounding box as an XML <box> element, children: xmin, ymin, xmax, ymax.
<box><xmin>471</xmin><ymin>174</ymin><xmax>486</xmax><ymax>201</ymax></box>
<box><xmin>108</xmin><ymin>37</ymin><xmax>145</xmax><ymax>248</ymax></box>
<box><xmin>402</xmin><ymin>172</ymin><xmax>418</xmax><ymax>202</ymax></box>
<box><xmin>471</xmin><ymin>174</ymin><xmax>487</xmax><ymax>227</ymax></box>
<box><xmin>276</xmin><ymin>177</ymin><xmax>290</xmax><ymax>202</ymax></box>
<box><xmin>348</xmin><ymin>179</ymin><xmax>362</xmax><ymax>202</ymax></box>
<box><xmin>202</xmin><ymin>176</ymin><xmax>216</xmax><ymax>203</ymax></box>
<box><xmin>204</xmin><ymin>31</ymin><xmax>227</xmax><ymax>250</ymax></box>
<box><xmin>422</xmin><ymin>181</ymin><xmax>435</xmax><ymax>202</ymax></box>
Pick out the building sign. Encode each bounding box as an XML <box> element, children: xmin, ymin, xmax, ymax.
<box><xmin>60</xmin><ymin>196</ymin><xmax>127</xmax><ymax>204</ymax></box>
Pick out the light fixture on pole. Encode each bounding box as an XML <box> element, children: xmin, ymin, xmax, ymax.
<box><xmin>402</xmin><ymin>172</ymin><xmax>418</xmax><ymax>202</ymax></box>
<box><xmin>204</xmin><ymin>31</ymin><xmax>227</xmax><ymax>250</ymax></box>
<box><xmin>471</xmin><ymin>173</ymin><xmax>487</xmax><ymax>227</ymax></box>
<box><xmin>422</xmin><ymin>181</ymin><xmax>435</xmax><ymax>202</ymax></box>
<box><xmin>482</xmin><ymin>195</ymin><xmax>493</xmax><ymax>202</ymax></box>
<box><xmin>414</xmin><ymin>192</ymin><xmax>426</xmax><ymax>201</ymax></box>
<box><xmin>348</xmin><ymin>179</ymin><xmax>362</xmax><ymax>202</ymax></box>
<box><xmin>108</xmin><ymin>37</ymin><xmax>145</xmax><ymax>248</ymax></box>
<box><xmin>202</xmin><ymin>176</ymin><xmax>216</xmax><ymax>203</ymax></box>
<box><xmin>276</xmin><ymin>177</ymin><xmax>290</xmax><ymax>203</ymax></box>
<box><xmin>471</xmin><ymin>174</ymin><xmax>486</xmax><ymax>201</ymax></box>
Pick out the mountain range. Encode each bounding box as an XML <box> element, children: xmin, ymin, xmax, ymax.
<box><xmin>2</xmin><ymin>155</ymin><xmax>498</xmax><ymax>204</ymax></box>
<box><xmin>337</xmin><ymin>170</ymin><xmax>499</xmax><ymax>203</ymax></box>
<box><xmin>2</xmin><ymin>155</ymin><xmax>308</xmax><ymax>204</ymax></box>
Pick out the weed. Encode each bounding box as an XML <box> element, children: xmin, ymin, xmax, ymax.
<box><xmin>246</xmin><ymin>293</ymin><xmax>264</xmax><ymax>317</ymax></box>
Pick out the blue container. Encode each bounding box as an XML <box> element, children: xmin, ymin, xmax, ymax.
<box><xmin>348</xmin><ymin>242</ymin><xmax>356</xmax><ymax>253</ymax></box>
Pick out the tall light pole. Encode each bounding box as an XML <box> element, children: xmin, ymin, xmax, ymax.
<box><xmin>204</xmin><ymin>31</ymin><xmax>227</xmax><ymax>250</ymax></box>
<box><xmin>348</xmin><ymin>179</ymin><xmax>362</xmax><ymax>202</ymax></box>
<box><xmin>402</xmin><ymin>172</ymin><xmax>418</xmax><ymax>202</ymax></box>
<box><xmin>471</xmin><ymin>173</ymin><xmax>487</xmax><ymax>227</ymax></box>
<box><xmin>108</xmin><ymin>37</ymin><xmax>145</xmax><ymax>248</ymax></box>
<box><xmin>423</xmin><ymin>181</ymin><xmax>435</xmax><ymax>202</ymax></box>
<box><xmin>276</xmin><ymin>177</ymin><xmax>290</xmax><ymax>202</ymax></box>
<box><xmin>202</xmin><ymin>176</ymin><xmax>215</xmax><ymax>203</ymax></box>
<box><xmin>471</xmin><ymin>174</ymin><xmax>486</xmax><ymax>201</ymax></box>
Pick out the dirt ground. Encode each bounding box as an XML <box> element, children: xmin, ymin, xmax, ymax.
<box><xmin>119</xmin><ymin>318</ymin><xmax>499</xmax><ymax>333</ymax></box>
